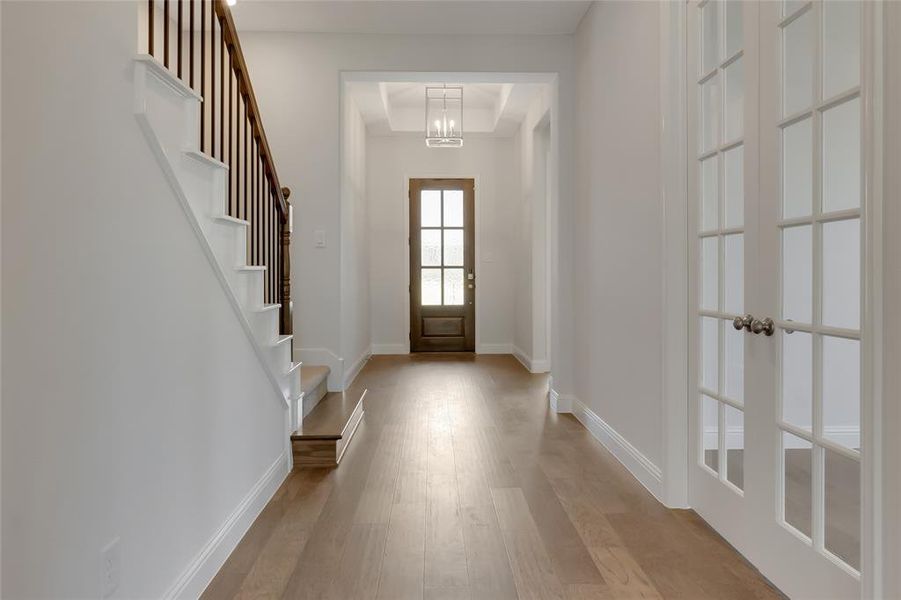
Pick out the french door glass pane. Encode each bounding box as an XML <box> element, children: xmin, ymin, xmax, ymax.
<box><xmin>421</xmin><ymin>229</ymin><xmax>441</xmax><ymax>266</ymax></box>
<box><xmin>782</xmin><ymin>331</ymin><xmax>813</xmax><ymax>431</ymax></box>
<box><xmin>822</xmin><ymin>218</ymin><xmax>860</xmax><ymax>329</ymax></box>
<box><xmin>783</xmin><ymin>118</ymin><xmax>813</xmax><ymax>218</ymax></box>
<box><xmin>443</xmin><ymin>229</ymin><xmax>464</xmax><ymax>266</ymax></box>
<box><xmin>782</xmin><ymin>225</ymin><xmax>813</xmax><ymax>324</ymax></box>
<box><xmin>421</xmin><ymin>268</ymin><xmax>441</xmax><ymax>305</ymax></box>
<box><xmin>725</xmin><ymin>405</ymin><xmax>744</xmax><ymax>490</ymax></box>
<box><xmin>822</xmin><ymin>1</ymin><xmax>860</xmax><ymax>99</ymax></box>
<box><xmin>724</xmin><ymin>234</ymin><xmax>744</xmax><ymax>315</ymax></box>
<box><xmin>724</xmin><ymin>145</ymin><xmax>744</xmax><ymax>228</ymax></box>
<box><xmin>443</xmin><ymin>190</ymin><xmax>464</xmax><ymax>227</ymax></box>
<box><xmin>701</xmin><ymin>156</ymin><xmax>719</xmax><ymax>230</ymax></box>
<box><xmin>724</xmin><ymin>319</ymin><xmax>744</xmax><ymax>403</ymax></box>
<box><xmin>443</xmin><ymin>268</ymin><xmax>464</xmax><ymax>305</ymax></box>
<box><xmin>824</xmin><ymin>449</ymin><xmax>861</xmax><ymax>570</ymax></box>
<box><xmin>701</xmin><ymin>76</ymin><xmax>720</xmax><ymax>153</ymax></box>
<box><xmin>822</xmin><ymin>336</ymin><xmax>860</xmax><ymax>450</ymax></box>
<box><xmin>724</xmin><ymin>0</ymin><xmax>742</xmax><ymax>59</ymax></box>
<box><xmin>701</xmin><ymin>317</ymin><xmax>719</xmax><ymax>391</ymax></box>
<box><xmin>701</xmin><ymin>0</ymin><xmax>719</xmax><ymax>74</ymax></box>
<box><xmin>822</xmin><ymin>98</ymin><xmax>861</xmax><ymax>213</ymax></box>
<box><xmin>703</xmin><ymin>395</ymin><xmax>719</xmax><ymax>472</ymax></box>
<box><xmin>421</xmin><ymin>190</ymin><xmax>441</xmax><ymax>227</ymax></box>
<box><xmin>724</xmin><ymin>57</ymin><xmax>744</xmax><ymax>142</ymax></box>
<box><xmin>783</xmin><ymin>10</ymin><xmax>814</xmax><ymax>116</ymax></box>
<box><xmin>701</xmin><ymin>237</ymin><xmax>719</xmax><ymax>311</ymax></box>
<box><xmin>783</xmin><ymin>431</ymin><xmax>813</xmax><ymax>538</ymax></box>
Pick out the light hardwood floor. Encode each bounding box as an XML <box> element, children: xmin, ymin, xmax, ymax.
<box><xmin>203</xmin><ymin>354</ymin><xmax>784</xmax><ymax>600</ymax></box>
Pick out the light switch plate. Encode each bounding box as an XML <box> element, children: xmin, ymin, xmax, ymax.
<box><xmin>314</xmin><ymin>229</ymin><xmax>326</xmax><ymax>248</ymax></box>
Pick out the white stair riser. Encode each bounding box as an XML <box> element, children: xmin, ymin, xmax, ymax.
<box><xmin>269</xmin><ymin>342</ymin><xmax>292</xmax><ymax>373</ymax></box>
<box><xmin>234</xmin><ymin>270</ymin><xmax>265</xmax><ymax>310</ymax></box>
<box><xmin>252</xmin><ymin>309</ymin><xmax>280</xmax><ymax>345</ymax></box>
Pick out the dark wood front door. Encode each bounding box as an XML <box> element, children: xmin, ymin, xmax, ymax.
<box><xmin>410</xmin><ymin>179</ymin><xmax>475</xmax><ymax>352</ymax></box>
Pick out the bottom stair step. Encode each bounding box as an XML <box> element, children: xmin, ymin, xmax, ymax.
<box><xmin>291</xmin><ymin>388</ymin><xmax>365</xmax><ymax>468</ymax></box>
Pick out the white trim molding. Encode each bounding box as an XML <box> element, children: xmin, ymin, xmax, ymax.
<box><xmin>511</xmin><ymin>345</ymin><xmax>550</xmax><ymax>374</ymax></box>
<box><xmin>571</xmin><ymin>398</ymin><xmax>664</xmax><ymax>503</ymax></box>
<box><xmin>343</xmin><ymin>347</ymin><xmax>371</xmax><ymax>389</ymax></box>
<box><xmin>658</xmin><ymin>0</ymin><xmax>690</xmax><ymax>511</ymax></box>
<box><xmin>164</xmin><ymin>453</ymin><xmax>290</xmax><ymax>599</ymax></box>
<box><xmin>548</xmin><ymin>388</ymin><xmax>573</xmax><ymax>413</ymax></box>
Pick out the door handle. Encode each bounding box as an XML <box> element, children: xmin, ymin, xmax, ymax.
<box><xmin>751</xmin><ymin>317</ymin><xmax>775</xmax><ymax>336</ymax></box>
<box><xmin>732</xmin><ymin>314</ymin><xmax>754</xmax><ymax>332</ymax></box>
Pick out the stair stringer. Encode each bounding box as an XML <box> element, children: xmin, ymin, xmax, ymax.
<box><xmin>133</xmin><ymin>55</ymin><xmax>303</xmax><ymax>434</ymax></box>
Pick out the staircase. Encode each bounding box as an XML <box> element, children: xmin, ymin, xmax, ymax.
<box><xmin>137</xmin><ymin>0</ymin><xmax>364</xmax><ymax>464</ymax></box>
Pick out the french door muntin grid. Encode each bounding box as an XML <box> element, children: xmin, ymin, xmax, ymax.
<box><xmin>420</xmin><ymin>189</ymin><xmax>465</xmax><ymax>306</ymax></box>
<box><xmin>696</xmin><ymin>0</ymin><xmax>745</xmax><ymax>495</ymax></box>
<box><xmin>775</xmin><ymin>0</ymin><xmax>862</xmax><ymax>574</ymax></box>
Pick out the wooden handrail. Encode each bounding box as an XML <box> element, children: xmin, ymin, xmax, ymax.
<box><xmin>213</xmin><ymin>0</ymin><xmax>287</xmax><ymax>219</ymax></box>
<box><xmin>147</xmin><ymin>0</ymin><xmax>292</xmax><ymax>342</ymax></box>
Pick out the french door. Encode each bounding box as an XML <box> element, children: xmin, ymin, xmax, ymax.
<box><xmin>688</xmin><ymin>1</ymin><xmax>873</xmax><ymax>597</ymax></box>
<box><xmin>409</xmin><ymin>179</ymin><xmax>476</xmax><ymax>352</ymax></box>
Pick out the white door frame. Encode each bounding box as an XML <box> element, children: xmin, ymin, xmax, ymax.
<box><xmin>661</xmin><ymin>0</ymin><xmax>885</xmax><ymax>596</ymax></box>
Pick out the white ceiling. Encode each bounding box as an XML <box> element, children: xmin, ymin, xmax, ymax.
<box><xmin>346</xmin><ymin>80</ymin><xmax>545</xmax><ymax>136</ymax></box>
<box><xmin>231</xmin><ymin>1</ymin><xmax>592</xmax><ymax>35</ymax></box>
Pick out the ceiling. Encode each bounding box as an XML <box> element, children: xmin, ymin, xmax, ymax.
<box><xmin>346</xmin><ymin>80</ymin><xmax>545</xmax><ymax>136</ymax></box>
<box><xmin>230</xmin><ymin>1</ymin><xmax>592</xmax><ymax>35</ymax></box>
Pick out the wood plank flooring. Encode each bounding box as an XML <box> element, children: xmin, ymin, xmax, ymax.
<box><xmin>203</xmin><ymin>354</ymin><xmax>784</xmax><ymax>600</ymax></box>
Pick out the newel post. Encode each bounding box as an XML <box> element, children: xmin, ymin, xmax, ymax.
<box><xmin>280</xmin><ymin>187</ymin><xmax>293</xmax><ymax>340</ymax></box>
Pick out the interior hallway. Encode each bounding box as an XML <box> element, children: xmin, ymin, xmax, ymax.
<box><xmin>203</xmin><ymin>355</ymin><xmax>783</xmax><ymax>599</ymax></box>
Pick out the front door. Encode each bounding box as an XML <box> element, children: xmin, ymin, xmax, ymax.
<box><xmin>688</xmin><ymin>1</ymin><xmax>872</xmax><ymax>597</ymax></box>
<box><xmin>409</xmin><ymin>179</ymin><xmax>475</xmax><ymax>352</ymax></box>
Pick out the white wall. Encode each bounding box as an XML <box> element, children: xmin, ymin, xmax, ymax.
<box><xmin>572</xmin><ymin>2</ymin><xmax>665</xmax><ymax>471</ymax></box>
<box><xmin>367</xmin><ymin>134</ymin><xmax>518</xmax><ymax>353</ymax></box>
<box><xmin>514</xmin><ymin>90</ymin><xmax>553</xmax><ymax>370</ymax></box>
<box><xmin>239</xmin><ymin>31</ymin><xmax>575</xmax><ymax>391</ymax></box>
<box><xmin>339</xmin><ymin>95</ymin><xmax>370</xmax><ymax>385</ymax></box>
<box><xmin>1</xmin><ymin>2</ymin><xmax>287</xmax><ymax>597</ymax></box>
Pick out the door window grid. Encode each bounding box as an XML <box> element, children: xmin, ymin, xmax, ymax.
<box><xmin>776</xmin><ymin>0</ymin><xmax>861</xmax><ymax>574</ymax></box>
<box><xmin>696</xmin><ymin>0</ymin><xmax>744</xmax><ymax>494</ymax></box>
<box><xmin>420</xmin><ymin>189</ymin><xmax>465</xmax><ymax>306</ymax></box>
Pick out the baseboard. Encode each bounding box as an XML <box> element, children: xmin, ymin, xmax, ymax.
<box><xmin>343</xmin><ymin>348</ymin><xmax>371</xmax><ymax>389</ymax></box>
<box><xmin>295</xmin><ymin>347</ymin><xmax>343</xmax><ymax>391</ymax></box>
<box><xmin>476</xmin><ymin>343</ymin><xmax>513</xmax><ymax>354</ymax></box>
<box><xmin>549</xmin><ymin>388</ymin><xmax>573</xmax><ymax>413</ymax></box>
<box><xmin>529</xmin><ymin>358</ymin><xmax>550</xmax><ymax>373</ymax></box>
<box><xmin>570</xmin><ymin>398</ymin><xmax>664</xmax><ymax>503</ymax></box>
<box><xmin>511</xmin><ymin>345</ymin><xmax>549</xmax><ymax>374</ymax></box>
<box><xmin>370</xmin><ymin>343</ymin><xmax>408</xmax><ymax>355</ymax></box>
<box><xmin>164</xmin><ymin>453</ymin><xmax>290</xmax><ymax>599</ymax></box>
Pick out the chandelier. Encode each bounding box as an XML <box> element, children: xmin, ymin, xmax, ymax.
<box><xmin>425</xmin><ymin>85</ymin><xmax>463</xmax><ymax>148</ymax></box>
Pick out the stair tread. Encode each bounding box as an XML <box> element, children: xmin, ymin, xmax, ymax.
<box><xmin>301</xmin><ymin>365</ymin><xmax>330</xmax><ymax>395</ymax></box>
<box><xmin>273</xmin><ymin>334</ymin><xmax>293</xmax><ymax>346</ymax></box>
<box><xmin>292</xmin><ymin>389</ymin><xmax>365</xmax><ymax>441</ymax></box>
